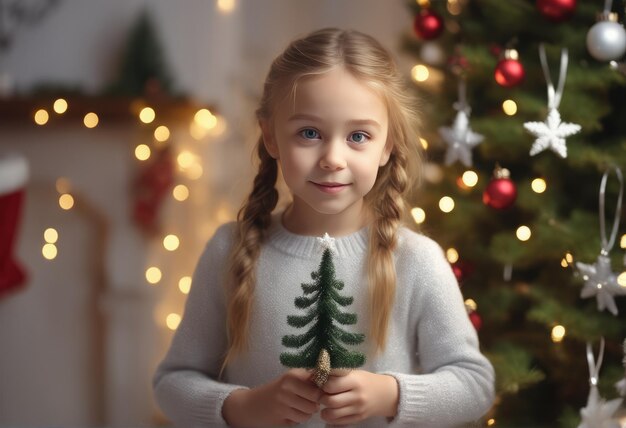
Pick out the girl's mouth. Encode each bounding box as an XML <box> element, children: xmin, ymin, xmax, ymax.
<box><xmin>311</xmin><ymin>182</ymin><xmax>350</xmax><ymax>193</ymax></box>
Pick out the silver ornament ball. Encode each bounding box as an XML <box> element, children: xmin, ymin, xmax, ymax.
<box><xmin>586</xmin><ymin>20</ymin><xmax>626</xmax><ymax>61</ymax></box>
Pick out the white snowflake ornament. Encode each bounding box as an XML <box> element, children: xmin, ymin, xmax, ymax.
<box><xmin>316</xmin><ymin>233</ymin><xmax>337</xmax><ymax>254</ymax></box>
<box><xmin>578</xmin><ymin>387</ymin><xmax>622</xmax><ymax>428</ymax></box>
<box><xmin>439</xmin><ymin>110</ymin><xmax>484</xmax><ymax>167</ymax></box>
<box><xmin>576</xmin><ymin>254</ymin><xmax>624</xmax><ymax>316</ymax></box>
<box><xmin>524</xmin><ymin>108</ymin><xmax>581</xmax><ymax>158</ymax></box>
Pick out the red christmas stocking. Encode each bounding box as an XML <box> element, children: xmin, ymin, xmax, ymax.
<box><xmin>0</xmin><ymin>154</ymin><xmax>29</xmax><ymax>298</ymax></box>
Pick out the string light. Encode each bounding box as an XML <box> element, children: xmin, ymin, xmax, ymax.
<box><xmin>154</xmin><ymin>125</ymin><xmax>170</xmax><ymax>143</ymax></box>
<box><xmin>447</xmin><ymin>0</ymin><xmax>462</xmax><ymax>15</ymax></box>
<box><xmin>177</xmin><ymin>151</ymin><xmax>195</xmax><ymax>169</ymax></box>
<box><xmin>135</xmin><ymin>144</ymin><xmax>151</xmax><ymax>161</ymax></box>
<box><xmin>146</xmin><ymin>267</ymin><xmax>162</xmax><ymax>284</ymax></box>
<box><xmin>621</xmin><ymin>234</ymin><xmax>626</xmax><ymax>248</ymax></box>
<box><xmin>84</xmin><ymin>112</ymin><xmax>99</xmax><ymax>128</ymax></box>
<box><xmin>34</xmin><ymin>109</ymin><xmax>49</xmax><ymax>125</ymax></box>
<box><xmin>53</xmin><ymin>98</ymin><xmax>68</xmax><ymax>114</ymax></box>
<box><xmin>462</xmin><ymin>170</ymin><xmax>478</xmax><ymax>187</ymax></box>
<box><xmin>411</xmin><ymin>64</ymin><xmax>430</xmax><ymax>82</ymax></box>
<box><xmin>179</xmin><ymin>276</ymin><xmax>192</xmax><ymax>294</ymax></box>
<box><xmin>551</xmin><ymin>325</ymin><xmax>566</xmax><ymax>343</ymax></box>
<box><xmin>439</xmin><ymin>196</ymin><xmax>455</xmax><ymax>213</ymax></box>
<box><xmin>163</xmin><ymin>234</ymin><xmax>180</xmax><ymax>251</ymax></box>
<box><xmin>531</xmin><ymin>178</ymin><xmax>547</xmax><ymax>193</ymax></box>
<box><xmin>42</xmin><ymin>243</ymin><xmax>57</xmax><ymax>260</ymax></box>
<box><xmin>419</xmin><ymin>137</ymin><xmax>428</xmax><ymax>150</ymax></box>
<box><xmin>487</xmin><ymin>419</ymin><xmax>496</xmax><ymax>426</ymax></box>
<box><xmin>618</xmin><ymin>272</ymin><xmax>626</xmax><ymax>288</ymax></box>
<box><xmin>173</xmin><ymin>184</ymin><xmax>189</xmax><ymax>201</ymax></box>
<box><xmin>44</xmin><ymin>228</ymin><xmax>58</xmax><ymax>243</ymax></box>
<box><xmin>59</xmin><ymin>194</ymin><xmax>74</xmax><ymax>210</ymax></box>
<box><xmin>516</xmin><ymin>226</ymin><xmax>531</xmax><ymax>241</ymax></box>
<box><xmin>464</xmin><ymin>299</ymin><xmax>477</xmax><ymax>311</ymax></box>
<box><xmin>217</xmin><ymin>0</ymin><xmax>236</xmax><ymax>13</ymax></box>
<box><xmin>139</xmin><ymin>107</ymin><xmax>155</xmax><ymax>124</ymax></box>
<box><xmin>502</xmin><ymin>99</ymin><xmax>517</xmax><ymax>116</ymax></box>
<box><xmin>446</xmin><ymin>248</ymin><xmax>459</xmax><ymax>263</ymax></box>
<box><xmin>186</xmin><ymin>163</ymin><xmax>203</xmax><ymax>180</ymax></box>
<box><xmin>166</xmin><ymin>313</ymin><xmax>181</xmax><ymax>330</ymax></box>
<box><xmin>194</xmin><ymin>109</ymin><xmax>217</xmax><ymax>129</ymax></box>
<box><xmin>411</xmin><ymin>207</ymin><xmax>426</xmax><ymax>224</ymax></box>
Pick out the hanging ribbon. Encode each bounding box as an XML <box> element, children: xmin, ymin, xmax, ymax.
<box><xmin>598</xmin><ymin>166</ymin><xmax>623</xmax><ymax>256</ymax></box>
<box><xmin>453</xmin><ymin>78</ymin><xmax>470</xmax><ymax>114</ymax></box>
<box><xmin>538</xmin><ymin>44</ymin><xmax>569</xmax><ymax>110</ymax></box>
<box><xmin>586</xmin><ymin>338</ymin><xmax>605</xmax><ymax>387</ymax></box>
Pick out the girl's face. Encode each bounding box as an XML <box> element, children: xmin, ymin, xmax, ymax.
<box><xmin>262</xmin><ymin>66</ymin><xmax>391</xmax><ymax>234</ymax></box>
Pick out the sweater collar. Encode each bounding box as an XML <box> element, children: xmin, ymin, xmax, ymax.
<box><xmin>266</xmin><ymin>210</ymin><xmax>369</xmax><ymax>259</ymax></box>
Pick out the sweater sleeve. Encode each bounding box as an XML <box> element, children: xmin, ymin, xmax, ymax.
<box><xmin>385</xmin><ymin>237</ymin><xmax>495</xmax><ymax>427</ymax></box>
<box><xmin>152</xmin><ymin>223</ymin><xmax>248</xmax><ymax>427</ymax></box>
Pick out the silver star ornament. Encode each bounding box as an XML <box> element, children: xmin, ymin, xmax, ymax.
<box><xmin>576</xmin><ymin>255</ymin><xmax>625</xmax><ymax>316</ymax></box>
<box><xmin>524</xmin><ymin>108</ymin><xmax>581</xmax><ymax>158</ymax></box>
<box><xmin>578</xmin><ymin>387</ymin><xmax>622</xmax><ymax>428</ymax></box>
<box><xmin>316</xmin><ymin>233</ymin><xmax>337</xmax><ymax>254</ymax></box>
<box><xmin>439</xmin><ymin>110</ymin><xmax>484</xmax><ymax>167</ymax></box>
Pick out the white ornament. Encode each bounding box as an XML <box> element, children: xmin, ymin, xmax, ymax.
<box><xmin>524</xmin><ymin>108</ymin><xmax>581</xmax><ymax>158</ymax></box>
<box><xmin>439</xmin><ymin>110</ymin><xmax>484</xmax><ymax>167</ymax></box>
<box><xmin>576</xmin><ymin>255</ymin><xmax>624</xmax><ymax>316</ymax></box>
<box><xmin>587</xmin><ymin>20</ymin><xmax>626</xmax><ymax>62</ymax></box>
<box><xmin>578</xmin><ymin>387</ymin><xmax>622</xmax><ymax>428</ymax></box>
<box><xmin>316</xmin><ymin>233</ymin><xmax>337</xmax><ymax>254</ymax></box>
<box><xmin>616</xmin><ymin>378</ymin><xmax>626</xmax><ymax>397</ymax></box>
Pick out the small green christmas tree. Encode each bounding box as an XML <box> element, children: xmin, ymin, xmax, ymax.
<box><xmin>280</xmin><ymin>234</ymin><xmax>365</xmax><ymax>386</ymax></box>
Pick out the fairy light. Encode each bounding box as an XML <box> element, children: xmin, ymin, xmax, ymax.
<box><xmin>146</xmin><ymin>267</ymin><xmax>162</xmax><ymax>285</ymax></box>
<box><xmin>447</xmin><ymin>0</ymin><xmax>462</xmax><ymax>15</ymax></box>
<box><xmin>173</xmin><ymin>184</ymin><xmax>189</xmax><ymax>201</ymax></box>
<box><xmin>166</xmin><ymin>313</ymin><xmax>181</xmax><ymax>330</ymax></box>
<box><xmin>194</xmin><ymin>109</ymin><xmax>217</xmax><ymax>129</ymax></box>
<box><xmin>179</xmin><ymin>276</ymin><xmax>192</xmax><ymax>294</ymax></box>
<box><xmin>411</xmin><ymin>207</ymin><xmax>426</xmax><ymax>224</ymax></box>
<box><xmin>419</xmin><ymin>137</ymin><xmax>428</xmax><ymax>150</ymax></box>
<box><xmin>59</xmin><ymin>194</ymin><xmax>74</xmax><ymax>210</ymax></box>
<box><xmin>84</xmin><ymin>112</ymin><xmax>99</xmax><ymax>128</ymax></box>
<box><xmin>177</xmin><ymin>151</ymin><xmax>195</xmax><ymax>169</ymax></box>
<box><xmin>42</xmin><ymin>243</ymin><xmax>57</xmax><ymax>260</ymax></box>
<box><xmin>531</xmin><ymin>178</ymin><xmax>547</xmax><ymax>193</ymax></box>
<box><xmin>565</xmin><ymin>253</ymin><xmax>573</xmax><ymax>264</ymax></box>
<box><xmin>551</xmin><ymin>325</ymin><xmax>566</xmax><ymax>343</ymax></box>
<box><xmin>135</xmin><ymin>144</ymin><xmax>151</xmax><ymax>161</ymax></box>
<box><xmin>487</xmin><ymin>419</ymin><xmax>496</xmax><ymax>427</ymax></box>
<box><xmin>617</xmin><ymin>272</ymin><xmax>626</xmax><ymax>288</ymax></box>
<box><xmin>190</xmin><ymin>121</ymin><xmax>209</xmax><ymax>140</ymax></box>
<box><xmin>446</xmin><ymin>248</ymin><xmax>459</xmax><ymax>263</ymax></box>
<box><xmin>163</xmin><ymin>234</ymin><xmax>180</xmax><ymax>251</ymax></box>
<box><xmin>139</xmin><ymin>107</ymin><xmax>155</xmax><ymax>124</ymax></box>
<box><xmin>417</xmin><ymin>0</ymin><xmax>430</xmax><ymax>6</ymax></box>
<box><xmin>53</xmin><ymin>98</ymin><xmax>68</xmax><ymax>114</ymax></box>
<box><xmin>217</xmin><ymin>0</ymin><xmax>235</xmax><ymax>13</ymax></box>
<box><xmin>411</xmin><ymin>64</ymin><xmax>430</xmax><ymax>82</ymax></box>
<box><xmin>502</xmin><ymin>99</ymin><xmax>517</xmax><ymax>116</ymax></box>
<box><xmin>561</xmin><ymin>258</ymin><xmax>569</xmax><ymax>268</ymax></box>
<box><xmin>439</xmin><ymin>196</ymin><xmax>455</xmax><ymax>213</ymax></box>
<box><xmin>34</xmin><ymin>109</ymin><xmax>49</xmax><ymax>125</ymax></box>
<box><xmin>186</xmin><ymin>163</ymin><xmax>203</xmax><ymax>180</ymax></box>
<box><xmin>464</xmin><ymin>299</ymin><xmax>477</xmax><ymax>311</ymax></box>
<box><xmin>44</xmin><ymin>228</ymin><xmax>58</xmax><ymax>244</ymax></box>
<box><xmin>462</xmin><ymin>170</ymin><xmax>478</xmax><ymax>188</ymax></box>
<box><xmin>621</xmin><ymin>234</ymin><xmax>626</xmax><ymax>248</ymax></box>
<box><xmin>516</xmin><ymin>226</ymin><xmax>531</xmax><ymax>241</ymax></box>
<box><xmin>154</xmin><ymin>125</ymin><xmax>170</xmax><ymax>142</ymax></box>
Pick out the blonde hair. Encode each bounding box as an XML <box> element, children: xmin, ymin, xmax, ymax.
<box><xmin>221</xmin><ymin>28</ymin><xmax>422</xmax><ymax>374</ymax></box>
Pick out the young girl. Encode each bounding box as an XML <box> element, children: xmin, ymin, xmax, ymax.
<box><xmin>153</xmin><ymin>28</ymin><xmax>494</xmax><ymax>427</ymax></box>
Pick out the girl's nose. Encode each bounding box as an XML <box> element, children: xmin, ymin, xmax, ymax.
<box><xmin>319</xmin><ymin>139</ymin><xmax>347</xmax><ymax>170</ymax></box>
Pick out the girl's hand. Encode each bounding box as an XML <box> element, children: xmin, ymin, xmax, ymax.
<box><xmin>319</xmin><ymin>370</ymin><xmax>399</xmax><ymax>425</ymax></box>
<box><xmin>223</xmin><ymin>368</ymin><xmax>322</xmax><ymax>427</ymax></box>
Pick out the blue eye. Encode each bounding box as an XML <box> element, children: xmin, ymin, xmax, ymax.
<box><xmin>349</xmin><ymin>132</ymin><xmax>368</xmax><ymax>144</ymax></box>
<box><xmin>300</xmin><ymin>129</ymin><xmax>320</xmax><ymax>140</ymax></box>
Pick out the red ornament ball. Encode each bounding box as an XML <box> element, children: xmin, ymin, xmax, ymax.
<box><xmin>483</xmin><ymin>177</ymin><xmax>517</xmax><ymax>210</ymax></box>
<box><xmin>536</xmin><ymin>0</ymin><xmax>576</xmax><ymax>22</ymax></box>
<box><xmin>469</xmin><ymin>312</ymin><xmax>483</xmax><ymax>331</ymax></box>
<box><xmin>452</xmin><ymin>260</ymin><xmax>475</xmax><ymax>283</ymax></box>
<box><xmin>413</xmin><ymin>9</ymin><xmax>444</xmax><ymax>40</ymax></box>
<box><xmin>495</xmin><ymin>58</ymin><xmax>525</xmax><ymax>87</ymax></box>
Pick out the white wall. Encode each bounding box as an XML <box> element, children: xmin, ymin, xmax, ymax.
<box><xmin>0</xmin><ymin>1</ymin><xmax>414</xmax><ymax>426</ymax></box>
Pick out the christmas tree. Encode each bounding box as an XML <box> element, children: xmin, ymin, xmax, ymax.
<box><xmin>281</xmin><ymin>234</ymin><xmax>365</xmax><ymax>386</ymax></box>
<box><xmin>403</xmin><ymin>0</ymin><xmax>626</xmax><ymax>426</ymax></box>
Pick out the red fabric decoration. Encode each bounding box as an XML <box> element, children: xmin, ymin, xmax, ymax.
<box><xmin>0</xmin><ymin>189</ymin><xmax>28</xmax><ymax>298</ymax></box>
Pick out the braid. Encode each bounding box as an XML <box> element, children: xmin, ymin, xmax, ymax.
<box><xmin>368</xmin><ymin>147</ymin><xmax>410</xmax><ymax>352</ymax></box>
<box><xmin>220</xmin><ymin>139</ymin><xmax>278</xmax><ymax>376</ymax></box>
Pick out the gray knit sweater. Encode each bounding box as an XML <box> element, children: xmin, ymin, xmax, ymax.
<box><xmin>153</xmin><ymin>211</ymin><xmax>495</xmax><ymax>427</ymax></box>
